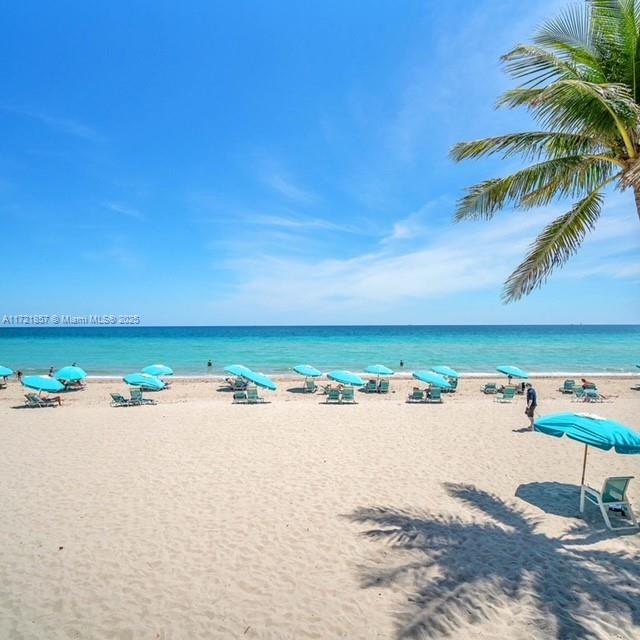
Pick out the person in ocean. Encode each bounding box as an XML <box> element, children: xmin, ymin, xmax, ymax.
<box><xmin>525</xmin><ymin>383</ymin><xmax>537</xmax><ymax>430</ymax></box>
<box><xmin>399</xmin><ymin>360</ymin><xmax>404</xmax><ymax>368</ymax></box>
<box><xmin>207</xmin><ymin>359</ymin><xmax>213</xmax><ymax>368</ymax></box>
<box><xmin>48</xmin><ymin>366</ymin><xmax>54</xmax><ymax>377</ymax></box>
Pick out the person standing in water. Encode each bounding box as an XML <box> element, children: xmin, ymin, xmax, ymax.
<box><xmin>399</xmin><ymin>360</ymin><xmax>404</xmax><ymax>368</ymax></box>
<box><xmin>207</xmin><ymin>359</ymin><xmax>213</xmax><ymax>370</ymax></box>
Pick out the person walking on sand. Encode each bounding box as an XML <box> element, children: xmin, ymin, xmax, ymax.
<box><xmin>525</xmin><ymin>383</ymin><xmax>537</xmax><ymax>430</ymax></box>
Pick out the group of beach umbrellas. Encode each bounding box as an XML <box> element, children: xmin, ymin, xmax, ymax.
<box><xmin>16</xmin><ymin>365</ymin><xmax>89</xmax><ymax>394</ymax></box>
<box><xmin>289</xmin><ymin>363</ymin><xmax>462</xmax><ymax>390</ymax></box>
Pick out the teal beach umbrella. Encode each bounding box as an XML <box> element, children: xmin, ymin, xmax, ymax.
<box><xmin>294</xmin><ymin>364</ymin><xmax>322</xmax><ymax>377</ymax></box>
<box><xmin>364</xmin><ymin>364</ymin><xmax>394</xmax><ymax>376</ymax></box>
<box><xmin>412</xmin><ymin>370</ymin><xmax>452</xmax><ymax>389</ymax></box>
<box><xmin>496</xmin><ymin>365</ymin><xmax>528</xmax><ymax>379</ymax></box>
<box><xmin>241</xmin><ymin>370</ymin><xmax>277</xmax><ymax>390</ymax></box>
<box><xmin>534</xmin><ymin>412</ymin><xmax>640</xmax><ymax>495</ymax></box>
<box><xmin>22</xmin><ymin>375</ymin><xmax>65</xmax><ymax>393</ymax></box>
<box><xmin>55</xmin><ymin>366</ymin><xmax>87</xmax><ymax>382</ymax></box>
<box><xmin>327</xmin><ymin>370</ymin><xmax>365</xmax><ymax>386</ymax></box>
<box><xmin>142</xmin><ymin>364</ymin><xmax>174</xmax><ymax>376</ymax></box>
<box><xmin>431</xmin><ymin>366</ymin><xmax>459</xmax><ymax>379</ymax></box>
<box><xmin>224</xmin><ymin>364</ymin><xmax>252</xmax><ymax>377</ymax></box>
<box><xmin>123</xmin><ymin>373</ymin><xmax>165</xmax><ymax>390</ymax></box>
<box><xmin>0</xmin><ymin>365</ymin><xmax>14</xmax><ymax>377</ymax></box>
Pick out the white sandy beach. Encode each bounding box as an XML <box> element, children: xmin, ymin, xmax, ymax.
<box><xmin>1</xmin><ymin>376</ymin><xmax>639</xmax><ymax>639</ymax></box>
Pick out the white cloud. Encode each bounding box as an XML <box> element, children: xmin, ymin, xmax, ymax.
<box><xmin>209</xmin><ymin>194</ymin><xmax>637</xmax><ymax>322</ymax></box>
<box><xmin>1</xmin><ymin>105</ymin><xmax>103</xmax><ymax>142</ymax></box>
<box><xmin>104</xmin><ymin>202</ymin><xmax>145</xmax><ymax>220</ymax></box>
<box><xmin>262</xmin><ymin>169</ymin><xmax>318</xmax><ymax>205</ymax></box>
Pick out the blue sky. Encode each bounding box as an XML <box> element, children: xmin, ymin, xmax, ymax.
<box><xmin>1</xmin><ymin>0</ymin><xmax>638</xmax><ymax>325</ymax></box>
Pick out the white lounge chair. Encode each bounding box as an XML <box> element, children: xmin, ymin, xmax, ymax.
<box><xmin>580</xmin><ymin>476</ymin><xmax>638</xmax><ymax>531</ymax></box>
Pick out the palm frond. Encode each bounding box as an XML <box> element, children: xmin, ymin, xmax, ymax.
<box><xmin>454</xmin><ymin>157</ymin><xmax>615</xmax><ymax>220</ymax></box>
<box><xmin>590</xmin><ymin>0</ymin><xmax>640</xmax><ymax>99</ymax></box>
<box><xmin>450</xmin><ymin>131</ymin><xmax>603</xmax><ymax>162</ymax></box>
<box><xmin>501</xmin><ymin>45</ymin><xmax>582</xmax><ymax>86</ymax></box>
<box><xmin>525</xmin><ymin>80</ymin><xmax>639</xmax><ymax>154</ymax></box>
<box><xmin>502</xmin><ymin>190</ymin><xmax>604</xmax><ymax>301</ymax></box>
<box><xmin>534</xmin><ymin>2</ymin><xmax>605</xmax><ymax>77</ymax></box>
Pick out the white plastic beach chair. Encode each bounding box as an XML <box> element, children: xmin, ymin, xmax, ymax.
<box><xmin>580</xmin><ymin>476</ymin><xmax>638</xmax><ymax>531</ymax></box>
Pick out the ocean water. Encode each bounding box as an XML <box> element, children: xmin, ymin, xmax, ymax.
<box><xmin>0</xmin><ymin>326</ymin><xmax>638</xmax><ymax>376</ymax></box>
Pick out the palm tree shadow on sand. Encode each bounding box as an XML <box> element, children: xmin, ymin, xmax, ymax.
<box><xmin>345</xmin><ymin>484</ymin><xmax>640</xmax><ymax>639</ymax></box>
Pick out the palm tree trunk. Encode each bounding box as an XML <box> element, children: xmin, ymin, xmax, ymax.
<box><xmin>635</xmin><ymin>186</ymin><xmax>640</xmax><ymax>221</ymax></box>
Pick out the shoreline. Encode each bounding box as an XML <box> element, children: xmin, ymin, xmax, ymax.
<box><xmin>81</xmin><ymin>371</ymin><xmax>640</xmax><ymax>381</ymax></box>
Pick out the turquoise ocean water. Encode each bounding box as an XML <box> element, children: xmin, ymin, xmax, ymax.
<box><xmin>0</xmin><ymin>326</ymin><xmax>638</xmax><ymax>376</ymax></box>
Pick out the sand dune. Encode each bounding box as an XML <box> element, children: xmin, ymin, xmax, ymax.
<box><xmin>1</xmin><ymin>376</ymin><xmax>639</xmax><ymax>639</ymax></box>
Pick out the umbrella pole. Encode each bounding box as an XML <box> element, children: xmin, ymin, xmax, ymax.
<box><xmin>579</xmin><ymin>444</ymin><xmax>588</xmax><ymax>513</ymax></box>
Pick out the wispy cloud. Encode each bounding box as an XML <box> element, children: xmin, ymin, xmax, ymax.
<box><xmin>248</xmin><ymin>212</ymin><xmax>356</xmax><ymax>233</ymax></box>
<box><xmin>261</xmin><ymin>166</ymin><xmax>318</xmax><ymax>205</ymax></box>
<box><xmin>209</xmin><ymin>195</ymin><xmax>636</xmax><ymax>322</ymax></box>
<box><xmin>81</xmin><ymin>239</ymin><xmax>142</xmax><ymax>270</ymax></box>
<box><xmin>1</xmin><ymin>105</ymin><xmax>103</xmax><ymax>142</ymax></box>
<box><xmin>103</xmin><ymin>202</ymin><xmax>145</xmax><ymax>220</ymax></box>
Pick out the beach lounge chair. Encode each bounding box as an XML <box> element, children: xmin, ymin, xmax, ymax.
<box><xmin>584</xmin><ymin>388</ymin><xmax>605</xmax><ymax>403</ymax></box>
<box><xmin>426</xmin><ymin>387</ymin><xmax>443</xmax><ymax>403</ymax></box>
<box><xmin>233</xmin><ymin>390</ymin><xmax>248</xmax><ymax>404</ymax></box>
<box><xmin>363</xmin><ymin>380</ymin><xmax>378</xmax><ymax>393</ymax></box>
<box><xmin>559</xmin><ymin>379</ymin><xmax>576</xmax><ymax>394</ymax></box>
<box><xmin>24</xmin><ymin>393</ymin><xmax>57</xmax><ymax>408</ymax></box>
<box><xmin>325</xmin><ymin>388</ymin><xmax>341</xmax><ymax>403</ymax></box>
<box><xmin>303</xmin><ymin>379</ymin><xmax>318</xmax><ymax>393</ymax></box>
<box><xmin>130</xmin><ymin>389</ymin><xmax>156</xmax><ymax>405</ymax></box>
<box><xmin>580</xmin><ymin>476</ymin><xmax>638</xmax><ymax>531</ymax></box>
<box><xmin>246</xmin><ymin>386</ymin><xmax>265</xmax><ymax>404</ymax></box>
<box><xmin>110</xmin><ymin>392</ymin><xmax>132</xmax><ymax>407</ymax></box>
<box><xmin>443</xmin><ymin>377</ymin><xmax>457</xmax><ymax>393</ymax></box>
<box><xmin>407</xmin><ymin>388</ymin><xmax>425</xmax><ymax>403</ymax></box>
<box><xmin>572</xmin><ymin>388</ymin><xmax>587</xmax><ymax>402</ymax></box>
<box><xmin>495</xmin><ymin>386</ymin><xmax>516</xmax><ymax>402</ymax></box>
<box><xmin>379</xmin><ymin>379</ymin><xmax>390</xmax><ymax>393</ymax></box>
<box><xmin>341</xmin><ymin>386</ymin><xmax>356</xmax><ymax>403</ymax></box>
<box><xmin>482</xmin><ymin>383</ymin><xmax>497</xmax><ymax>394</ymax></box>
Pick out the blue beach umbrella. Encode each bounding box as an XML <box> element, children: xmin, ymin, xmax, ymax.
<box><xmin>55</xmin><ymin>366</ymin><xmax>87</xmax><ymax>382</ymax></box>
<box><xmin>241</xmin><ymin>370</ymin><xmax>277</xmax><ymax>391</ymax></box>
<box><xmin>142</xmin><ymin>364</ymin><xmax>174</xmax><ymax>376</ymax></box>
<box><xmin>123</xmin><ymin>373</ymin><xmax>165</xmax><ymax>391</ymax></box>
<box><xmin>534</xmin><ymin>413</ymin><xmax>640</xmax><ymax>497</ymax></box>
<box><xmin>294</xmin><ymin>364</ymin><xmax>322</xmax><ymax>378</ymax></box>
<box><xmin>431</xmin><ymin>366</ymin><xmax>460</xmax><ymax>379</ymax></box>
<box><xmin>22</xmin><ymin>375</ymin><xmax>65</xmax><ymax>394</ymax></box>
<box><xmin>365</xmin><ymin>364</ymin><xmax>394</xmax><ymax>377</ymax></box>
<box><xmin>224</xmin><ymin>364</ymin><xmax>253</xmax><ymax>377</ymax></box>
<box><xmin>496</xmin><ymin>365</ymin><xmax>528</xmax><ymax>379</ymax></box>
<box><xmin>0</xmin><ymin>365</ymin><xmax>14</xmax><ymax>377</ymax></box>
<box><xmin>327</xmin><ymin>370</ymin><xmax>365</xmax><ymax>386</ymax></box>
<box><xmin>412</xmin><ymin>370</ymin><xmax>452</xmax><ymax>389</ymax></box>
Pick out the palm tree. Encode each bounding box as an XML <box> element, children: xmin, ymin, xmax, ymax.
<box><xmin>451</xmin><ymin>0</ymin><xmax>640</xmax><ymax>302</ymax></box>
